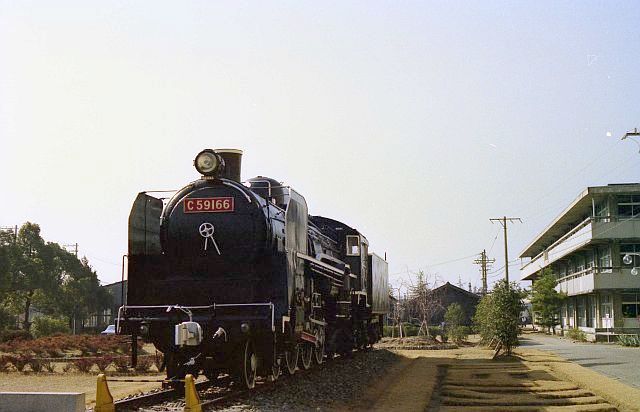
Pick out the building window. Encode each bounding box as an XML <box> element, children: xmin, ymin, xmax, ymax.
<box><xmin>597</xmin><ymin>246</ymin><xmax>611</xmax><ymax>272</ymax></box>
<box><xmin>595</xmin><ymin>200</ymin><xmax>610</xmax><ymax>220</ymax></box>
<box><xmin>600</xmin><ymin>294</ymin><xmax>612</xmax><ymax>319</ymax></box>
<box><xmin>622</xmin><ymin>293</ymin><xmax>639</xmax><ymax>318</ymax></box>
<box><xmin>577</xmin><ymin>297</ymin><xmax>586</xmax><ymax>327</ymax></box>
<box><xmin>620</xmin><ymin>244</ymin><xmax>640</xmax><ymax>267</ymax></box>
<box><xmin>575</xmin><ymin>255</ymin><xmax>585</xmax><ymax>273</ymax></box>
<box><xmin>618</xmin><ymin>195</ymin><xmax>640</xmax><ymax>218</ymax></box>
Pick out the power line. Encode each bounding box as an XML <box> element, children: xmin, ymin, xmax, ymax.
<box><xmin>389</xmin><ymin>253</ymin><xmax>479</xmax><ymax>277</ymax></box>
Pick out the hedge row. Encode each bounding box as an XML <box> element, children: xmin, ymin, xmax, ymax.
<box><xmin>0</xmin><ymin>334</ymin><xmax>141</xmax><ymax>358</ymax></box>
<box><xmin>0</xmin><ymin>354</ymin><xmax>157</xmax><ymax>374</ymax></box>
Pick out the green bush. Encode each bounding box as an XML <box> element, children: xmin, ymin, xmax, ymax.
<box><xmin>445</xmin><ymin>303</ymin><xmax>469</xmax><ymax>343</ymax></box>
<box><xmin>0</xmin><ymin>307</ymin><xmax>16</xmax><ymax>331</ymax></box>
<box><xmin>617</xmin><ymin>334</ymin><xmax>640</xmax><ymax>347</ymax></box>
<box><xmin>30</xmin><ymin>316</ymin><xmax>70</xmax><ymax>339</ymax></box>
<box><xmin>473</xmin><ymin>280</ymin><xmax>525</xmax><ymax>355</ymax></box>
<box><xmin>565</xmin><ymin>328</ymin><xmax>587</xmax><ymax>342</ymax></box>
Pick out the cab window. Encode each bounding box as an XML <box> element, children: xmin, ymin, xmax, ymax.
<box><xmin>346</xmin><ymin>235</ymin><xmax>360</xmax><ymax>256</ymax></box>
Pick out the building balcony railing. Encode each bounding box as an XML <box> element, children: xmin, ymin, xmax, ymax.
<box><xmin>521</xmin><ymin>216</ymin><xmax>640</xmax><ymax>281</ymax></box>
<box><xmin>555</xmin><ymin>267</ymin><xmax>640</xmax><ymax>296</ymax></box>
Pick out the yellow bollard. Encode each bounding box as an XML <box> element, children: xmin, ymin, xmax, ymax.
<box><xmin>184</xmin><ymin>374</ymin><xmax>202</xmax><ymax>412</ymax></box>
<box><xmin>95</xmin><ymin>373</ymin><xmax>115</xmax><ymax>412</ymax></box>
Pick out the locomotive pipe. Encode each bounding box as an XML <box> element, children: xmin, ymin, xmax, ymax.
<box><xmin>214</xmin><ymin>149</ymin><xmax>243</xmax><ymax>182</ymax></box>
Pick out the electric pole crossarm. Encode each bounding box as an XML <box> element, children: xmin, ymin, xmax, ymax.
<box><xmin>473</xmin><ymin>249</ymin><xmax>495</xmax><ymax>295</ymax></box>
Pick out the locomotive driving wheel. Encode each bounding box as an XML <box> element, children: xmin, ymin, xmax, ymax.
<box><xmin>236</xmin><ymin>339</ymin><xmax>257</xmax><ymax>389</ymax></box>
<box><xmin>299</xmin><ymin>343</ymin><xmax>313</xmax><ymax>370</ymax></box>
<box><xmin>283</xmin><ymin>344</ymin><xmax>298</xmax><ymax>375</ymax></box>
<box><xmin>314</xmin><ymin>327</ymin><xmax>325</xmax><ymax>365</ymax></box>
<box><xmin>268</xmin><ymin>360</ymin><xmax>281</xmax><ymax>382</ymax></box>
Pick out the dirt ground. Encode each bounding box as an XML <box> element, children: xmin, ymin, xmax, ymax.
<box><xmin>0</xmin><ymin>371</ymin><xmax>167</xmax><ymax>408</ymax></box>
<box><xmin>2</xmin><ymin>343</ymin><xmax>640</xmax><ymax>411</ymax></box>
<box><xmin>357</xmin><ymin>345</ymin><xmax>640</xmax><ymax>412</ymax></box>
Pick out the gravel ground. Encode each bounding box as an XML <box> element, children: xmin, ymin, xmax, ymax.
<box><xmin>211</xmin><ymin>348</ymin><xmax>401</xmax><ymax>412</ymax></box>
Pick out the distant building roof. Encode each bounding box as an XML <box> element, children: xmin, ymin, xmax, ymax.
<box><xmin>432</xmin><ymin>282</ymin><xmax>481</xmax><ymax>300</ymax></box>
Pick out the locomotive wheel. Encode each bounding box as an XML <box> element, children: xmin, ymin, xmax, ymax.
<box><xmin>283</xmin><ymin>344</ymin><xmax>298</xmax><ymax>375</ymax></box>
<box><xmin>236</xmin><ymin>339</ymin><xmax>257</xmax><ymax>389</ymax></box>
<box><xmin>299</xmin><ymin>343</ymin><xmax>313</xmax><ymax>370</ymax></box>
<box><xmin>314</xmin><ymin>328</ymin><xmax>325</xmax><ymax>365</ymax></box>
<box><xmin>268</xmin><ymin>361</ymin><xmax>281</xmax><ymax>382</ymax></box>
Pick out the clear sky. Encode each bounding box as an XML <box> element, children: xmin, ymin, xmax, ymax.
<box><xmin>1</xmin><ymin>1</ymin><xmax>639</xmax><ymax>292</ymax></box>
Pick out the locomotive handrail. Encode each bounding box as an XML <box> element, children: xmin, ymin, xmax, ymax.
<box><xmin>117</xmin><ymin>302</ymin><xmax>275</xmax><ymax>333</ymax></box>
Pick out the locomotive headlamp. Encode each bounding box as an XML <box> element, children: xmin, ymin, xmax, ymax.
<box><xmin>194</xmin><ymin>149</ymin><xmax>224</xmax><ymax>177</ymax></box>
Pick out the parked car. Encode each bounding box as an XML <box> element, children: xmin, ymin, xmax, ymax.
<box><xmin>101</xmin><ymin>324</ymin><xmax>116</xmax><ymax>335</ymax></box>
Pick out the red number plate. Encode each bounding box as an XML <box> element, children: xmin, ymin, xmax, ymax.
<box><xmin>184</xmin><ymin>197</ymin><xmax>234</xmax><ymax>213</ymax></box>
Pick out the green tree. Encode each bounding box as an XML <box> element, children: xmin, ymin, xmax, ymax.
<box><xmin>444</xmin><ymin>303</ymin><xmax>469</xmax><ymax>343</ymax></box>
<box><xmin>5</xmin><ymin>223</ymin><xmax>65</xmax><ymax>329</ymax></box>
<box><xmin>0</xmin><ymin>222</ymin><xmax>111</xmax><ymax>331</ymax></box>
<box><xmin>530</xmin><ymin>269</ymin><xmax>566</xmax><ymax>334</ymax></box>
<box><xmin>473</xmin><ymin>280</ymin><xmax>525</xmax><ymax>355</ymax></box>
<box><xmin>35</xmin><ymin>256</ymin><xmax>112</xmax><ymax>332</ymax></box>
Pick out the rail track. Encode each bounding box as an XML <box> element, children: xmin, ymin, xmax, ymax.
<box><xmin>110</xmin><ymin>360</ymin><xmax>321</xmax><ymax>411</ymax></box>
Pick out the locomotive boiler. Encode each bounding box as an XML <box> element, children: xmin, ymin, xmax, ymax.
<box><xmin>118</xmin><ymin>149</ymin><xmax>389</xmax><ymax>388</ymax></box>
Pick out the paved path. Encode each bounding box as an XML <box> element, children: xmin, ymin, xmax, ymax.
<box><xmin>520</xmin><ymin>332</ymin><xmax>640</xmax><ymax>389</ymax></box>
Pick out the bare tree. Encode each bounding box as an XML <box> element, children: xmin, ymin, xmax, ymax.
<box><xmin>390</xmin><ymin>283</ymin><xmax>406</xmax><ymax>338</ymax></box>
<box><xmin>406</xmin><ymin>271</ymin><xmax>442</xmax><ymax>338</ymax></box>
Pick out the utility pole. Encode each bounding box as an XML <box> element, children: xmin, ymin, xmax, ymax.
<box><xmin>0</xmin><ymin>226</ymin><xmax>18</xmax><ymax>243</ymax></box>
<box><xmin>64</xmin><ymin>243</ymin><xmax>78</xmax><ymax>257</ymax></box>
<box><xmin>489</xmin><ymin>216</ymin><xmax>522</xmax><ymax>283</ymax></box>
<box><xmin>473</xmin><ymin>249</ymin><xmax>495</xmax><ymax>295</ymax></box>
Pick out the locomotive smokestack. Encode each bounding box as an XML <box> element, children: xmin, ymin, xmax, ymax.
<box><xmin>214</xmin><ymin>149</ymin><xmax>243</xmax><ymax>182</ymax></box>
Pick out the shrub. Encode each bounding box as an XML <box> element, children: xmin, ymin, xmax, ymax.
<box><xmin>62</xmin><ymin>362</ymin><xmax>77</xmax><ymax>373</ymax></box>
<box><xmin>0</xmin><ymin>329</ymin><xmax>33</xmax><ymax>343</ymax></box>
<box><xmin>29</xmin><ymin>359</ymin><xmax>44</xmax><ymax>373</ymax></box>
<box><xmin>473</xmin><ymin>280</ymin><xmax>525</xmax><ymax>355</ymax></box>
<box><xmin>94</xmin><ymin>355</ymin><xmax>114</xmax><ymax>371</ymax></box>
<box><xmin>30</xmin><ymin>316</ymin><xmax>70</xmax><ymax>339</ymax></box>
<box><xmin>114</xmin><ymin>356</ymin><xmax>130</xmax><ymax>373</ymax></box>
<box><xmin>74</xmin><ymin>358</ymin><xmax>95</xmax><ymax>373</ymax></box>
<box><xmin>0</xmin><ymin>355</ymin><xmax>19</xmax><ymax>371</ymax></box>
<box><xmin>13</xmin><ymin>354</ymin><xmax>34</xmax><ymax>371</ymax></box>
<box><xmin>40</xmin><ymin>360</ymin><xmax>56</xmax><ymax>373</ymax></box>
<box><xmin>565</xmin><ymin>328</ymin><xmax>587</xmax><ymax>342</ymax></box>
<box><xmin>0</xmin><ymin>307</ymin><xmax>16</xmax><ymax>331</ymax></box>
<box><xmin>445</xmin><ymin>303</ymin><xmax>469</xmax><ymax>343</ymax></box>
<box><xmin>617</xmin><ymin>334</ymin><xmax>640</xmax><ymax>347</ymax></box>
<box><xmin>135</xmin><ymin>356</ymin><xmax>153</xmax><ymax>373</ymax></box>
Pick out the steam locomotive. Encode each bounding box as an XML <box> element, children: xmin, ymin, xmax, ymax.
<box><xmin>118</xmin><ymin>149</ymin><xmax>389</xmax><ymax>388</ymax></box>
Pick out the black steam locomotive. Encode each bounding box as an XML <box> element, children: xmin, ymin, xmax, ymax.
<box><xmin>118</xmin><ymin>149</ymin><xmax>389</xmax><ymax>388</ymax></box>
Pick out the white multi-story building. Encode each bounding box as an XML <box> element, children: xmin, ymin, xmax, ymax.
<box><xmin>520</xmin><ymin>184</ymin><xmax>640</xmax><ymax>341</ymax></box>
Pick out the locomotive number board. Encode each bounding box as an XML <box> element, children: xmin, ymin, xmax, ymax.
<box><xmin>184</xmin><ymin>197</ymin><xmax>234</xmax><ymax>213</ymax></box>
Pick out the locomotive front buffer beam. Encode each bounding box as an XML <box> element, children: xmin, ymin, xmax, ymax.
<box><xmin>116</xmin><ymin>303</ymin><xmax>275</xmax><ymax>369</ymax></box>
